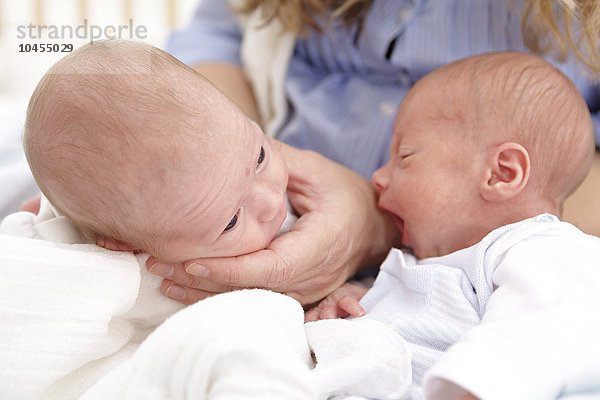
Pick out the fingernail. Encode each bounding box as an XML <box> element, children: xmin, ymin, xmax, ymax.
<box><xmin>148</xmin><ymin>262</ymin><xmax>174</xmax><ymax>277</ymax></box>
<box><xmin>354</xmin><ymin>309</ymin><xmax>365</xmax><ymax>317</ymax></box>
<box><xmin>186</xmin><ymin>263</ymin><xmax>209</xmax><ymax>277</ymax></box>
<box><xmin>166</xmin><ymin>284</ymin><xmax>185</xmax><ymax>300</ymax></box>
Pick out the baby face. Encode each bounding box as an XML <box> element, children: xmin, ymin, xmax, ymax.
<box><xmin>371</xmin><ymin>79</ymin><xmax>483</xmax><ymax>259</ymax></box>
<box><xmin>26</xmin><ymin>40</ymin><xmax>290</xmax><ymax>263</ymax></box>
<box><xmin>158</xmin><ymin>107</ymin><xmax>289</xmax><ymax>262</ymax></box>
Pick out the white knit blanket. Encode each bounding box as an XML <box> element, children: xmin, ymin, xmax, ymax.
<box><xmin>0</xmin><ymin>198</ymin><xmax>412</xmax><ymax>400</ymax></box>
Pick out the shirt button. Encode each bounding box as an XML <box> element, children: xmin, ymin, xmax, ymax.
<box><xmin>398</xmin><ymin>73</ymin><xmax>412</xmax><ymax>86</ymax></box>
<box><xmin>399</xmin><ymin>7</ymin><xmax>414</xmax><ymax>23</ymax></box>
<box><xmin>379</xmin><ymin>101</ymin><xmax>396</xmax><ymax>117</ymax></box>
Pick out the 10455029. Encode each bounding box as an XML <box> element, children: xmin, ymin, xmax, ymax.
<box><xmin>18</xmin><ymin>43</ymin><xmax>73</xmax><ymax>53</ymax></box>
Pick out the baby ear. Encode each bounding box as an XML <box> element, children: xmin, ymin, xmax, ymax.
<box><xmin>480</xmin><ymin>142</ymin><xmax>530</xmax><ymax>203</ymax></box>
<box><xmin>96</xmin><ymin>237</ymin><xmax>140</xmax><ymax>253</ymax></box>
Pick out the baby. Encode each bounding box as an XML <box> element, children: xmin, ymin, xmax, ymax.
<box><xmin>307</xmin><ymin>52</ymin><xmax>600</xmax><ymax>399</ymax></box>
<box><xmin>24</xmin><ymin>39</ymin><xmax>291</xmax><ymax>263</ymax></box>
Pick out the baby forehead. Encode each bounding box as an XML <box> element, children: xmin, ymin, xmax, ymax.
<box><xmin>396</xmin><ymin>57</ymin><xmax>547</xmax><ymax>123</ymax></box>
<box><xmin>392</xmin><ymin>92</ymin><xmax>469</xmax><ymax>133</ymax></box>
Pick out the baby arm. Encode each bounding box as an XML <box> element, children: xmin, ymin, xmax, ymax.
<box><xmin>304</xmin><ymin>277</ymin><xmax>373</xmax><ymax>322</ymax></box>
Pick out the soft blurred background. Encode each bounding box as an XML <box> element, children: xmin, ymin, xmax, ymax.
<box><xmin>0</xmin><ymin>0</ymin><xmax>200</xmax><ymax>217</ymax></box>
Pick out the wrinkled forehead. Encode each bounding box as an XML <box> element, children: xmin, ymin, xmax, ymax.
<box><xmin>391</xmin><ymin>77</ymin><xmax>473</xmax><ymax>147</ymax></box>
<box><xmin>165</xmin><ymin>110</ymin><xmax>257</xmax><ymax>237</ymax></box>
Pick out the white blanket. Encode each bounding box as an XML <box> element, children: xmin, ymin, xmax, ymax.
<box><xmin>0</xmin><ymin>198</ymin><xmax>412</xmax><ymax>400</ymax></box>
<box><xmin>232</xmin><ymin>0</ymin><xmax>295</xmax><ymax>137</ymax></box>
<box><xmin>0</xmin><ymin>198</ymin><xmax>182</xmax><ymax>399</ymax></box>
<box><xmin>82</xmin><ymin>296</ymin><xmax>412</xmax><ymax>400</ymax></box>
<box><xmin>81</xmin><ymin>289</ymin><xmax>317</xmax><ymax>400</ymax></box>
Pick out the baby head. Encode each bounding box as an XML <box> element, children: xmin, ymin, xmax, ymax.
<box><xmin>24</xmin><ymin>40</ymin><xmax>288</xmax><ymax>262</ymax></box>
<box><xmin>373</xmin><ymin>51</ymin><xmax>595</xmax><ymax>259</ymax></box>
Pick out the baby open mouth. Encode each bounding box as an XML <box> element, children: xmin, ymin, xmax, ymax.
<box><xmin>393</xmin><ymin>216</ymin><xmax>413</xmax><ymax>251</ymax></box>
<box><xmin>390</xmin><ymin>215</ymin><xmax>407</xmax><ymax>246</ymax></box>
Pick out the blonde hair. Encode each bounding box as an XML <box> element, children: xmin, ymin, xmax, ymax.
<box><xmin>235</xmin><ymin>0</ymin><xmax>600</xmax><ymax>74</ymax></box>
<box><xmin>523</xmin><ymin>0</ymin><xmax>600</xmax><ymax>74</ymax></box>
<box><xmin>234</xmin><ymin>0</ymin><xmax>371</xmax><ymax>35</ymax></box>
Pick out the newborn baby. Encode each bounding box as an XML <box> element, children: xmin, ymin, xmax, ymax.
<box><xmin>24</xmin><ymin>39</ymin><xmax>291</xmax><ymax>262</ymax></box>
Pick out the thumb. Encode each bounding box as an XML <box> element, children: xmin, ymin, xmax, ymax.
<box><xmin>183</xmin><ymin>246</ymin><xmax>292</xmax><ymax>290</ymax></box>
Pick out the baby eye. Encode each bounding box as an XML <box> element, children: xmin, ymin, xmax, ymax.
<box><xmin>395</xmin><ymin>152</ymin><xmax>412</xmax><ymax>169</ymax></box>
<box><xmin>223</xmin><ymin>210</ymin><xmax>239</xmax><ymax>232</ymax></box>
<box><xmin>257</xmin><ymin>146</ymin><xmax>265</xmax><ymax>166</ymax></box>
<box><xmin>398</xmin><ymin>150</ymin><xmax>413</xmax><ymax>160</ymax></box>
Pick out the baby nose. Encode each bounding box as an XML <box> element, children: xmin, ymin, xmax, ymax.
<box><xmin>371</xmin><ymin>164</ymin><xmax>390</xmax><ymax>193</ymax></box>
<box><xmin>254</xmin><ymin>182</ymin><xmax>284</xmax><ymax>223</ymax></box>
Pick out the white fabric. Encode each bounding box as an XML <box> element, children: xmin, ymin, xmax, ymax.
<box><xmin>277</xmin><ymin>195</ymin><xmax>298</xmax><ymax>235</ymax></box>
<box><xmin>0</xmin><ymin>234</ymin><xmax>140</xmax><ymax>399</ymax></box>
<box><xmin>0</xmin><ymin>197</ymin><xmax>183</xmax><ymax>399</ymax></box>
<box><xmin>359</xmin><ymin>244</ymin><xmax>481</xmax><ymax>392</ymax></box>
<box><xmin>11</xmin><ymin>197</ymin><xmax>598</xmax><ymax>400</ymax></box>
<box><xmin>359</xmin><ymin>214</ymin><xmax>600</xmax><ymax>400</ymax></box>
<box><xmin>232</xmin><ymin>1</ymin><xmax>295</xmax><ymax>136</ymax></box>
<box><xmin>83</xmin><ymin>296</ymin><xmax>412</xmax><ymax>400</ymax></box>
<box><xmin>0</xmin><ymin>198</ymin><xmax>411</xmax><ymax>400</ymax></box>
<box><xmin>423</xmin><ymin>217</ymin><xmax>600</xmax><ymax>400</ymax></box>
<box><xmin>81</xmin><ymin>289</ymin><xmax>317</xmax><ymax>400</ymax></box>
<box><xmin>306</xmin><ymin>318</ymin><xmax>412</xmax><ymax>400</ymax></box>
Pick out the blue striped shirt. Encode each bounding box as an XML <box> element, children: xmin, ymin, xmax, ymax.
<box><xmin>167</xmin><ymin>0</ymin><xmax>600</xmax><ymax>178</ymax></box>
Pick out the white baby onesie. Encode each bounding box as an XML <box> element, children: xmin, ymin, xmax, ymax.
<box><xmin>360</xmin><ymin>215</ymin><xmax>600</xmax><ymax>400</ymax></box>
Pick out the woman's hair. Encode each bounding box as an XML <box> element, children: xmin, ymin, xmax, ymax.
<box><xmin>234</xmin><ymin>0</ymin><xmax>372</xmax><ymax>34</ymax></box>
<box><xmin>522</xmin><ymin>0</ymin><xmax>600</xmax><ymax>74</ymax></box>
<box><xmin>235</xmin><ymin>0</ymin><xmax>600</xmax><ymax>74</ymax></box>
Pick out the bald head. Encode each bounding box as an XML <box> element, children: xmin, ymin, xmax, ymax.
<box><xmin>421</xmin><ymin>52</ymin><xmax>595</xmax><ymax>207</ymax></box>
<box><xmin>24</xmin><ymin>40</ymin><xmax>234</xmax><ymax>252</ymax></box>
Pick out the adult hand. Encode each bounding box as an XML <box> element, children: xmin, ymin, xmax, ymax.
<box><xmin>146</xmin><ymin>141</ymin><xmax>399</xmax><ymax>305</ymax></box>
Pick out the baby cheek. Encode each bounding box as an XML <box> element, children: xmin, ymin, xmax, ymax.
<box><xmin>246</xmin><ymin>228</ymin><xmax>273</xmax><ymax>253</ymax></box>
<box><xmin>383</xmin><ymin>179</ymin><xmax>402</xmax><ymax>203</ymax></box>
<box><xmin>271</xmin><ymin>149</ymin><xmax>288</xmax><ymax>185</ymax></box>
<box><xmin>223</xmin><ymin>226</ymin><xmax>272</xmax><ymax>257</ymax></box>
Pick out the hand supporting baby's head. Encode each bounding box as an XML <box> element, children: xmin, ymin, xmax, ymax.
<box><xmin>373</xmin><ymin>51</ymin><xmax>594</xmax><ymax>259</ymax></box>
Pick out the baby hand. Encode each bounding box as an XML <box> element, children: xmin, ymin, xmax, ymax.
<box><xmin>304</xmin><ymin>278</ymin><xmax>372</xmax><ymax>322</ymax></box>
<box><xmin>19</xmin><ymin>193</ymin><xmax>41</xmax><ymax>214</ymax></box>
